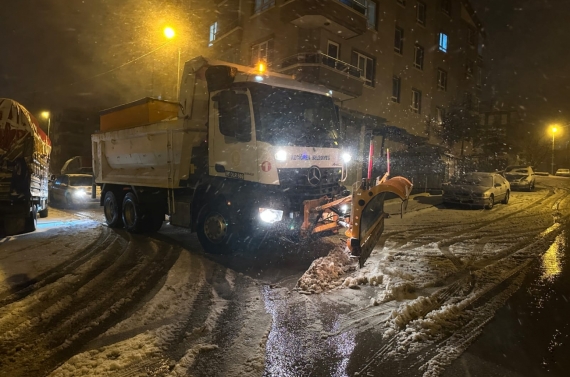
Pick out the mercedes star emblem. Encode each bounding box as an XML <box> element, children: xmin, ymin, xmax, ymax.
<box><xmin>307</xmin><ymin>166</ymin><xmax>322</xmax><ymax>186</ymax></box>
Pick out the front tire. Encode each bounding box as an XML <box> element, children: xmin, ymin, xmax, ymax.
<box><xmin>485</xmin><ymin>195</ymin><xmax>494</xmax><ymax>210</ymax></box>
<box><xmin>197</xmin><ymin>203</ymin><xmax>237</xmax><ymax>254</ymax></box>
<box><xmin>104</xmin><ymin>191</ymin><xmax>123</xmax><ymax>228</ymax></box>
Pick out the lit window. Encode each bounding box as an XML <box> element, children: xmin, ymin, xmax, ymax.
<box><xmin>437</xmin><ymin>68</ymin><xmax>447</xmax><ymax>91</ymax></box>
<box><xmin>416</xmin><ymin>2</ymin><xmax>426</xmax><ymax>25</ymax></box>
<box><xmin>394</xmin><ymin>27</ymin><xmax>404</xmax><ymax>54</ymax></box>
<box><xmin>438</xmin><ymin>32</ymin><xmax>448</xmax><ymax>53</ymax></box>
<box><xmin>209</xmin><ymin>22</ymin><xmax>218</xmax><ymax>45</ymax></box>
<box><xmin>414</xmin><ymin>44</ymin><xmax>424</xmax><ymax>70</ymax></box>
<box><xmin>411</xmin><ymin>89</ymin><xmax>422</xmax><ymax>113</ymax></box>
<box><xmin>392</xmin><ymin>76</ymin><xmax>401</xmax><ymax>103</ymax></box>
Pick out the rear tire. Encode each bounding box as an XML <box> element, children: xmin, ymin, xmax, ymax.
<box><xmin>122</xmin><ymin>192</ymin><xmax>145</xmax><ymax>233</ymax></box>
<box><xmin>39</xmin><ymin>206</ymin><xmax>49</xmax><ymax>218</ymax></box>
<box><xmin>502</xmin><ymin>191</ymin><xmax>510</xmax><ymax>204</ymax></box>
<box><xmin>104</xmin><ymin>191</ymin><xmax>123</xmax><ymax>228</ymax></box>
<box><xmin>24</xmin><ymin>204</ymin><xmax>37</xmax><ymax>232</ymax></box>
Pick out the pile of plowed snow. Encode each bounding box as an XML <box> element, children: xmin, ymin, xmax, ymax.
<box><xmin>295</xmin><ymin>239</ymin><xmax>356</xmax><ymax>293</ymax></box>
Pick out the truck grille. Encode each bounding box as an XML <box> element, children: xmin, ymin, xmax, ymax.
<box><xmin>277</xmin><ymin>168</ymin><xmax>343</xmax><ymax>210</ymax></box>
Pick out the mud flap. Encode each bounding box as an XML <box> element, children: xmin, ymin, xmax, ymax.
<box><xmin>347</xmin><ymin>176</ymin><xmax>413</xmax><ymax>267</ymax></box>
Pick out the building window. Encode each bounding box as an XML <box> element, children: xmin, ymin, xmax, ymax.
<box><xmin>488</xmin><ymin>115</ymin><xmax>495</xmax><ymax>125</ymax></box>
<box><xmin>466</xmin><ymin>59</ymin><xmax>474</xmax><ymax>77</ymax></box>
<box><xmin>352</xmin><ymin>51</ymin><xmax>375</xmax><ymax>87</ymax></box>
<box><xmin>441</xmin><ymin>0</ymin><xmax>451</xmax><ymax>15</ymax></box>
<box><xmin>414</xmin><ymin>44</ymin><xmax>424</xmax><ymax>70</ymax></box>
<box><xmin>416</xmin><ymin>2</ymin><xmax>426</xmax><ymax>26</ymax></box>
<box><xmin>327</xmin><ymin>40</ymin><xmax>340</xmax><ymax>59</ymax></box>
<box><xmin>437</xmin><ymin>68</ymin><xmax>447</xmax><ymax>91</ymax></box>
<box><xmin>365</xmin><ymin>1</ymin><xmax>377</xmax><ymax>29</ymax></box>
<box><xmin>473</xmin><ymin>96</ymin><xmax>480</xmax><ymax>111</ymax></box>
<box><xmin>479</xmin><ymin>114</ymin><xmax>486</xmax><ymax>125</ymax></box>
<box><xmin>411</xmin><ymin>89</ymin><xmax>422</xmax><ymax>113</ymax></box>
<box><xmin>438</xmin><ymin>32</ymin><xmax>448</xmax><ymax>53</ymax></box>
<box><xmin>476</xmin><ymin>67</ymin><xmax>482</xmax><ymax>87</ymax></box>
<box><xmin>394</xmin><ymin>27</ymin><xmax>404</xmax><ymax>54</ymax></box>
<box><xmin>254</xmin><ymin>0</ymin><xmax>275</xmax><ymax>14</ymax></box>
<box><xmin>251</xmin><ymin>39</ymin><xmax>274</xmax><ymax>66</ymax></box>
<box><xmin>468</xmin><ymin>28</ymin><xmax>476</xmax><ymax>46</ymax></box>
<box><xmin>209</xmin><ymin>22</ymin><xmax>218</xmax><ymax>46</ymax></box>
<box><xmin>392</xmin><ymin>76</ymin><xmax>401</xmax><ymax>103</ymax></box>
<box><xmin>436</xmin><ymin>107</ymin><xmax>445</xmax><ymax>125</ymax></box>
<box><xmin>397</xmin><ymin>0</ymin><xmax>406</xmax><ymax>7</ymax></box>
<box><xmin>501</xmin><ymin>114</ymin><xmax>508</xmax><ymax>125</ymax></box>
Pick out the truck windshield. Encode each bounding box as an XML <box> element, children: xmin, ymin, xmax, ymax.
<box><xmin>69</xmin><ymin>176</ymin><xmax>93</xmax><ymax>186</ymax></box>
<box><xmin>246</xmin><ymin>84</ymin><xmax>340</xmax><ymax>147</ymax></box>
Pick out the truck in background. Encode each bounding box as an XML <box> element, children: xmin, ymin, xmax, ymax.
<box><xmin>92</xmin><ymin>57</ymin><xmax>411</xmax><ymax>259</ymax></box>
<box><xmin>0</xmin><ymin>98</ymin><xmax>51</xmax><ymax>235</ymax></box>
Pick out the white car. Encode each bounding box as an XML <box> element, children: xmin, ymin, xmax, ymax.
<box><xmin>555</xmin><ymin>168</ymin><xmax>570</xmax><ymax>177</ymax></box>
<box><xmin>443</xmin><ymin>172</ymin><xmax>511</xmax><ymax>209</ymax></box>
<box><xmin>49</xmin><ymin>174</ymin><xmax>100</xmax><ymax>207</ymax></box>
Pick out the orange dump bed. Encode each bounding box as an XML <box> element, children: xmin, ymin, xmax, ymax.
<box><xmin>99</xmin><ymin>97</ymin><xmax>178</xmax><ymax>132</ymax></box>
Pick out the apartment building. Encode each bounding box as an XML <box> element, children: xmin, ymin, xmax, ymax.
<box><xmin>205</xmin><ymin>0</ymin><xmax>485</xmax><ymax>182</ymax></box>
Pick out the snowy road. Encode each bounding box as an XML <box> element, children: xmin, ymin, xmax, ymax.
<box><xmin>0</xmin><ymin>176</ymin><xmax>568</xmax><ymax>376</ymax></box>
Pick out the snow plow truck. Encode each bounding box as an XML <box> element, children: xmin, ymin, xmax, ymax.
<box><xmin>0</xmin><ymin>99</ymin><xmax>51</xmax><ymax>235</ymax></box>
<box><xmin>92</xmin><ymin>56</ymin><xmax>412</xmax><ymax>264</ymax></box>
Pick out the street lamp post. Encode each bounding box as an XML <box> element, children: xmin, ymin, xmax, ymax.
<box><xmin>163</xmin><ymin>26</ymin><xmax>181</xmax><ymax>100</ymax></box>
<box><xmin>551</xmin><ymin>126</ymin><xmax>558</xmax><ymax>175</ymax></box>
<box><xmin>41</xmin><ymin>111</ymin><xmax>51</xmax><ymax>138</ymax></box>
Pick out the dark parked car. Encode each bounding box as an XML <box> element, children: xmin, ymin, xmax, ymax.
<box><xmin>503</xmin><ymin>165</ymin><xmax>536</xmax><ymax>191</ymax></box>
<box><xmin>443</xmin><ymin>172</ymin><xmax>510</xmax><ymax>209</ymax></box>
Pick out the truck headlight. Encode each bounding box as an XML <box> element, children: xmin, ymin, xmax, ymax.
<box><xmin>275</xmin><ymin>150</ymin><xmax>287</xmax><ymax>162</ymax></box>
<box><xmin>259</xmin><ymin>208</ymin><xmax>283</xmax><ymax>223</ymax></box>
<box><xmin>342</xmin><ymin>153</ymin><xmax>352</xmax><ymax>163</ymax></box>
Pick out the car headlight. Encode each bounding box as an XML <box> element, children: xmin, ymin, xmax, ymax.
<box><xmin>342</xmin><ymin>153</ymin><xmax>352</xmax><ymax>163</ymax></box>
<box><xmin>259</xmin><ymin>208</ymin><xmax>284</xmax><ymax>223</ymax></box>
<box><xmin>73</xmin><ymin>189</ymin><xmax>86</xmax><ymax>197</ymax></box>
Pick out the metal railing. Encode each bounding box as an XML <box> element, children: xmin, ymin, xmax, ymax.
<box><xmin>336</xmin><ymin>0</ymin><xmax>366</xmax><ymax>15</ymax></box>
<box><xmin>279</xmin><ymin>52</ymin><xmax>363</xmax><ymax>79</ymax></box>
<box><xmin>213</xmin><ymin>19</ymin><xmax>241</xmax><ymax>41</ymax></box>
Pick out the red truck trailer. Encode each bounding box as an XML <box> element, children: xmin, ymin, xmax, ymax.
<box><xmin>0</xmin><ymin>99</ymin><xmax>51</xmax><ymax>235</ymax></box>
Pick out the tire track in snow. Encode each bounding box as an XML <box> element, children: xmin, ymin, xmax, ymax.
<box><xmin>0</xmin><ymin>232</ymin><xmax>181</xmax><ymax>377</ymax></box>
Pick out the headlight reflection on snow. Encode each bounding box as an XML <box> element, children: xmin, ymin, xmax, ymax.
<box><xmin>541</xmin><ymin>231</ymin><xmax>565</xmax><ymax>282</ymax></box>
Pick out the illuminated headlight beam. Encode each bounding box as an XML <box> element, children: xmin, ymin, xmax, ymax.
<box><xmin>259</xmin><ymin>208</ymin><xmax>284</xmax><ymax>223</ymax></box>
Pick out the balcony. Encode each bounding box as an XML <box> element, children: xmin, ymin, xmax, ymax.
<box><xmin>277</xmin><ymin>52</ymin><xmax>364</xmax><ymax>99</ymax></box>
<box><xmin>209</xmin><ymin>20</ymin><xmax>242</xmax><ymax>48</ymax></box>
<box><xmin>280</xmin><ymin>0</ymin><xmax>368</xmax><ymax>39</ymax></box>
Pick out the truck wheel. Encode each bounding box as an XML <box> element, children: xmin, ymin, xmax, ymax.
<box><xmin>24</xmin><ymin>205</ymin><xmax>37</xmax><ymax>232</ymax></box>
<box><xmin>39</xmin><ymin>206</ymin><xmax>49</xmax><ymax>218</ymax></box>
<box><xmin>122</xmin><ymin>192</ymin><xmax>145</xmax><ymax>233</ymax></box>
<box><xmin>197</xmin><ymin>204</ymin><xmax>237</xmax><ymax>254</ymax></box>
<box><xmin>104</xmin><ymin>191</ymin><xmax>123</xmax><ymax>228</ymax></box>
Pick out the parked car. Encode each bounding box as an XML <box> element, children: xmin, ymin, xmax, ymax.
<box><xmin>555</xmin><ymin>168</ymin><xmax>570</xmax><ymax>177</ymax></box>
<box><xmin>49</xmin><ymin>174</ymin><xmax>100</xmax><ymax>207</ymax></box>
<box><xmin>442</xmin><ymin>172</ymin><xmax>510</xmax><ymax>209</ymax></box>
<box><xmin>503</xmin><ymin>165</ymin><xmax>536</xmax><ymax>191</ymax></box>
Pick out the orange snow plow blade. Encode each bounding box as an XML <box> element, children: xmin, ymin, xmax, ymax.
<box><xmin>346</xmin><ymin>176</ymin><xmax>413</xmax><ymax>267</ymax></box>
<box><xmin>301</xmin><ymin>176</ymin><xmax>412</xmax><ymax>267</ymax></box>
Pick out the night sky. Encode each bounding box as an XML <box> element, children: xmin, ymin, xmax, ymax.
<box><xmin>1</xmin><ymin>0</ymin><xmax>569</xmax><ymax>129</ymax></box>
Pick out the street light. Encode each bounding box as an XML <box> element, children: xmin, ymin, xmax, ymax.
<box><xmin>550</xmin><ymin>125</ymin><xmax>559</xmax><ymax>175</ymax></box>
<box><xmin>163</xmin><ymin>26</ymin><xmax>181</xmax><ymax>100</ymax></box>
<box><xmin>41</xmin><ymin>111</ymin><xmax>51</xmax><ymax>138</ymax></box>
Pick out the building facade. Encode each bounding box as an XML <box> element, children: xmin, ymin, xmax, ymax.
<box><xmin>204</xmin><ymin>0</ymin><xmax>485</xmax><ymax>183</ymax></box>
